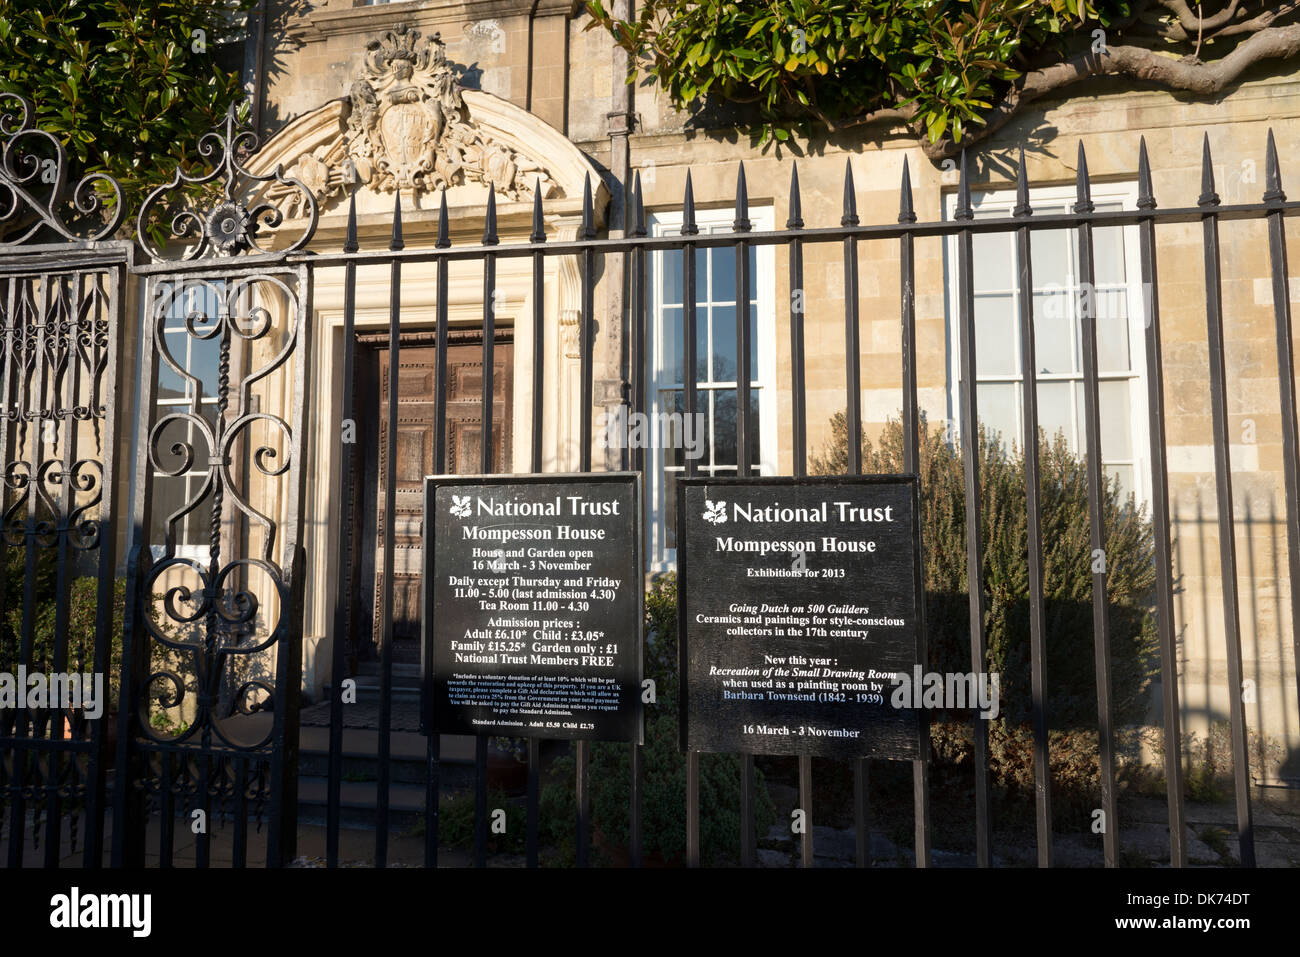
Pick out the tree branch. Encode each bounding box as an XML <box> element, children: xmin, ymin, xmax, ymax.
<box><xmin>1155</xmin><ymin>0</ymin><xmax>1244</xmax><ymax>34</ymax></box>
<box><xmin>914</xmin><ymin>22</ymin><xmax>1300</xmax><ymax>160</ymax></box>
<box><xmin>1206</xmin><ymin>1</ymin><xmax>1300</xmax><ymax>39</ymax></box>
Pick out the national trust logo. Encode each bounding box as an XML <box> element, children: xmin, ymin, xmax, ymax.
<box><xmin>702</xmin><ymin>499</ymin><xmax>727</xmax><ymax>525</ymax></box>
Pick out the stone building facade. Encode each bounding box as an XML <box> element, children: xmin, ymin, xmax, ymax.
<box><xmin>240</xmin><ymin>0</ymin><xmax>1300</xmax><ymax>785</ymax></box>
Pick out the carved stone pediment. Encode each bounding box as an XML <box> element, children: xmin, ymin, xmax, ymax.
<box><xmin>266</xmin><ymin>22</ymin><xmax>560</xmax><ymax>215</ymax></box>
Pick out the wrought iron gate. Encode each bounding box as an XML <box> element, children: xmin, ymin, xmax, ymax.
<box><xmin>110</xmin><ymin>112</ymin><xmax>317</xmax><ymax>867</ymax></box>
<box><xmin>0</xmin><ymin>94</ymin><xmax>128</xmax><ymax>867</ymax></box>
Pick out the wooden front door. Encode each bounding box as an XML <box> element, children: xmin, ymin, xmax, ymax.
<box><xmin>356</xmin><ymin>329</ymin><xmax>513</xmax><ymax>665</ymax></box>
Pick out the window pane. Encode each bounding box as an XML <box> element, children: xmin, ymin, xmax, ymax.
<box><xmin>749</xmin><ymin>303</ymin><xmax>758</xmax><ymax>381</ymax></box>
<box><xmin>663</xmin><ymin>468</ymin><xmax>679</xmax><ymax>550</ymax></box>
<box><xmin>1106</xmin><ymin>464</ymin><xmax>1135</xmax><ymax>505</ymax></box>
<box><xmin>1093</xmin><ymin>222</ymin><xmax>1126</xmax><ymax>286</ymax></box>
<box><xmin>695</xmin><ymin>246</ymin><xmax>708</xmax><ymax>306</ymax></box>
<box><xmin>189</xmin><ymin>330</ymin><xmax>221</xmax><ymax>402</ymax></box>
<box><xmin>977</xmin><ymin>382</ymin><xmax>1019</xmax><ymax>451</ymax></box>
<box><xmin>1035</xmin><ymin>380</ymin><xmax>1073</xmax><ymax>449</ymax></box>
<box><xmin>661</xmin><ymin>249</ymin><xmax>682</xmax><ymax>306</ymax></box>
<box><xmin>713</xmin><ymin>389</ymin><xmax>736</xmax><ymax>467</ymax></box>
<box><xmin>710</xmin><ymin>245</ymin><xmax>735</xmax><ymax>303</ymax></box>
<box><xmin>149</xmin><ymin>474</ymin><xmax>186</xmax><ymax>546</ymax></box>
<box><xmin>1099</xmin><ymin>379</ymin><xmax>1132</xmax><ymax>460</ymax></box>
<box><xmin>975</xmin><ymin>295</ymin><xmax>1017</xmax><ymax>376</ymax></box>
<box><xmin>973</xmin><ymin>231</ymin><xmax>1012</xmax><ymax>293</ymax></box>
<box><xmin>1032</xmin><ymin>292</ymin><xmax>1074</xmax><ymax>374</ymax></box>
<box><xmin>1095</xmin><ymin>289</ymin><xmax>1130</xmax><ymax>372</ymax></box>
<box><xmin>694</xmin><ymin>304</ymin><xmax>708</xmax><ymax>382</ymax></box>
<box><xmin>157</xmin><ymin>337</ymin><xmax>189</xmax><ymax>403</ymax></box>
<box><xmin>1073</xmin><ymin>381</ymin><xmax>1132</xmax><ymax>461</ymax></box>
<box><xmin>660</xmin><ymin>389</ymin><xmax>684</xmax><ymax>469</ymax></box>
<box><xmin>711</xmin><ymin>304</ymin><xmax>737</xmax><ymax>382</ymax></box>
<box><xmin>706</xmin><ymin>304</ymin><xmax>757</xmax><ymax>383</ymax></box>
<box><xmin>183</xmin><ymin>475</ymin><xmax>207</xmax><ymax>548</ymax></box>
<box><xmin>1031</xmin><ymin>229</ymin><xmax>1070</xmax><ymax>288</ymax></box>
<box><xmin>661</xmin><ymin>306</ymin><xmax>682</xmax><ymax>384</ymax></box>
<box><xmin>747</xmin><ymin>390</ymin><xmax>760</xmax><ymax>468</ymax></box>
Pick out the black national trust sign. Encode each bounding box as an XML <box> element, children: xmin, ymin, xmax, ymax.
<box><xmin>678</xmin><ymin>476</ymin><xmax>925</xmax><ymax>760</ymax></box>
<box><xmin>424</xmin><ymin>473</ymin><xmax>643</xmax><ymax>742</ymax></box>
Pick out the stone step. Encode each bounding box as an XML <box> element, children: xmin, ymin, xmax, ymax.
<box><xmin>295</xmin><ymin>728</ymin><xmax>480</xmax><ymax>828</ymax></box>
<box><xmin>296</xmin><ymin>777</ymin><xmax>434</xmax><ymax>830</ymax></box>
<box><xmin>297</xmin><ymin>727</ymin><xmax>475</xmax><ymax>782</ymax></box>
<box><xmin>358</xmin><ymin>661</ymin><xmax>421</xmax><ymax>679</ymax></box>
<box><xmin>323</xmin><ymin>665</ymin><xmax>423</xmax><ymax>702</ymax></box>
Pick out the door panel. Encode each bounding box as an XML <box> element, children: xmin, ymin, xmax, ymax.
<box><xmin>367</xmin><ymin>332</ymin><xmax>513</xmax><ymax>664</ymax></box>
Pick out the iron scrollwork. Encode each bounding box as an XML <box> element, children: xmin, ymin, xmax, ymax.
<box><xmin>136</xmin><ymin>102</ymin><xmax>319</xmax><ymax>261</ymax></box>
<box><xmin>0</xmin><ymin>93</ymin><xmax>124</xmax><ymax>245</ymax></box>
<box><xmin>136</xmin><ymin>271</ymin><xmax>303</xmax><ymax>753</ymax></box>
<box><xmin>0</xmin><ymin>273</ymin><xmax>113</xmax><ymax>555</ymax></box>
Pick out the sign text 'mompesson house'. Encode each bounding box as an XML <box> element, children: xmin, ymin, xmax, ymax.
<box><xmin>710</xmin><ymin>499</ymin><xmax>901</xmax><ymax>557</ymax></box>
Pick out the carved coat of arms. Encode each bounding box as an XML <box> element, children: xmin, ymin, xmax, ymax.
<box><xmin>342</xmin><ymin>24</ymin><xmax>553</xmax><ymax>200</ymax></box>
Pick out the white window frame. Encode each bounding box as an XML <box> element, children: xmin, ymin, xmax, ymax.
<box><xmin>151</xmin><ymin>283</ymin><xmax>224</xmax><ymax>562</ymax></box>
<box><xmin>942</xmin><ymin>182</ymin><xmax>1153</xmax><ymax>509</ymax></box>
<box><xmin>645</xmin><ymin>206</ymin><xmax>777</xmax><ymax>572</ymax></box>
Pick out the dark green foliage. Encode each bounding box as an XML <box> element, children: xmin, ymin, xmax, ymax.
<box><xmin>811</xmin><ymin>412</ymin><xmax>1159</xmax><ymax>731</ymax></box>
<box><xmin>539</xmin><ymin>574</ymin><xmax>776</xmax><ymax>866</ymax></box>
<box><xmin>586</xmin><ymin>0</ymin><xmax>1135</xmax><ymax>147</ymax></box>
<box><xmin>0</xmin><ymin>0</ymin><xmax>254</xmax><ymax>230</ymax></box>
<box><xmin>433</xmin><ymin>788</ymin><xmax>529</xmax><ymax>854</ymax></box>
<box><xmin>0</xmin><ymin>546</ymin><xmax>125</xmax><ymax>705</ymax></box>
<box><xmin>586</xmin><ymin>1</ymin><xmax>1297</xmax><ymax>157</ymax></box>
<box><xmin>806</xmin><ymin>413</ymin><xmax>1162</xmax><ymax>828</ymax></box>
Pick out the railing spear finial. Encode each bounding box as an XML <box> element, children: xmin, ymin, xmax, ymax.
<box><xmin>484</xmin><ymin>187</ymin><xmax>499</xmax><ymax>246</ymax></box>
<box><xmin>787</xmin><ymin>161</ymin><xmax>804</xmax><ymax>230</ymax></box>
<box><xmin>1073</xmin><ymin>142</ymin><xmax>1095</xmax><ymax>214</ymax></box>
<box><xmin>1137</xmin><ymin>137</ymin><xmax>1157</xmax><ymax>211</ymax></box>
<box><xmin>1013</xmin><ymin>146</ymin><xmax>1032</xmax><ymax>219</ymax></box>
<box><xmin>531</xmin><ymin>179</ymin><xmax>546</xmax><ymax>243</ymax></box>
<box><xmin>1265</xmin><ymin>129</ymin><xmax>1286</xmax><ymax>205</ymax></box>
<box><xmin>681</xmin><ymin>170</ymin><xmax>698</xmax><ymax>236</ymax></box>
<box><xmin>436</xmin><ymin>189</ymin><xmax>450</xmax><ymax>249</ymax></box>
<box><xmin>899</xmin><ymin>155</ymin><xmax>917</xmax><ymax>225</ymax></box>
<box><xmin>841</xmin><ymin>157</ymin><xmax>859</xmax><ymax>227</ymax></box>
<box><xmin>1199</xmin><ymin>133</ymin><xmax>1220</xmax><ymax>208</ymax></box>
<box><xmin>390</xmin><ymin>189</ymin><xmax>404</xmax><ymax>252</ymax></box>
<box><xmin>734</xmin><ymin>161</ymin><xmax>752</xmax><ymax>232</ymax></box>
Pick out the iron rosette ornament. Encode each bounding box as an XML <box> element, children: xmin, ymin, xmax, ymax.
<box><xmin>137</xmin><ymin>102</ymin><xmax>318</xmax><ymax>262</ymax></box>
<box><xmin>0</xmin><ymin>92</ymin><xmax>124</xmax><ymax>245</ymax></box>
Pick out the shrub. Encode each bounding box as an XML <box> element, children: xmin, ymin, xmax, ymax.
<box><xmin>539</xmin><ymin>574</ymin><xmax>776</xmax><ymax>866</ymax></box>
<box><xmin>0</xmin><ymin>546</ymin><xmax>125</xmax><ymax>706</ymax></box>
<box><xmin>0</xmin><ymin>545</ymin><xmax>191</xmax><ymax>723</ymax></box>
<box><xmin>811</xmin><ymin>412</ymin><xmax>1160</xmax><ymax>731</ymax></box>
<box><xmin>810</xmin><ymin>413</ymin><xmax>1160</xmax><ymax>816</ymax></box>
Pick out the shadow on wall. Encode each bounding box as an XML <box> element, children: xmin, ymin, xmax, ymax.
<box><xmin>1171</xmin><ymin>496</ymin><xmax>1298</xmax><ymax>785</ymax></box>
<box><xmin>811</xmin><ymin>411</ymin><xmax>1297</xmax><ymax>788</ymax></box>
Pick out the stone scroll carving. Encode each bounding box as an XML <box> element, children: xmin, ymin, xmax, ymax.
<box><xmin>272</xmin><ymin>23</ymin><xmax>558</xmax><ymax>215</ymax></box>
